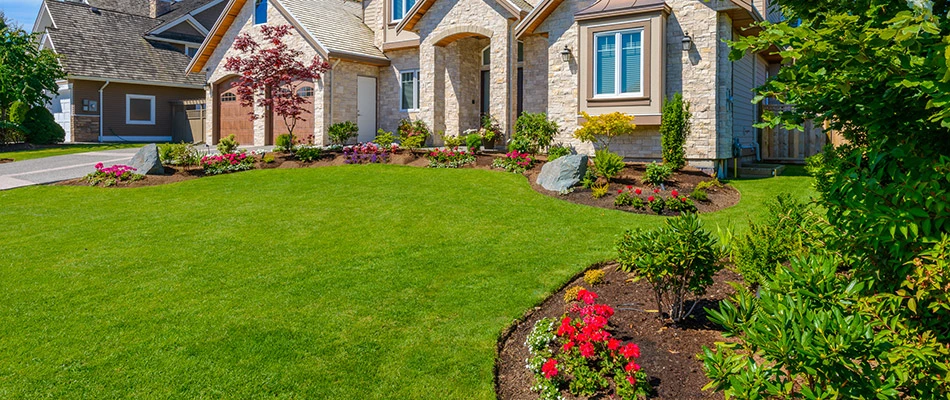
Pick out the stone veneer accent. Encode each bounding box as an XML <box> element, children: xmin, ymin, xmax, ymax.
<box><xmin>378</xmin><ymin>48</ymin><xmax>421</xmax><ymax>134</ymax></box>
<box><xmin>72</xmin><ymin>115</ymin><xmax>100</xmax><ymax>142</ymax></box>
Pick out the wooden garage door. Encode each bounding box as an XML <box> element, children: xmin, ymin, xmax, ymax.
<box><xmin>271</xmin><ymin>81</ymin><xmax>315</xmax><ymax>145</ymax></box>
<box><xmin>217</xmin><ymin>77</ymin><xmax>254</xmax><ymax>145</ymax></box>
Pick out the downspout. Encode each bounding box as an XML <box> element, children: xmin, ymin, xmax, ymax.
<box><xmin>98</xmin><ymin>81</ymin><xmax>110</xmax><ymax>142</ymax></box>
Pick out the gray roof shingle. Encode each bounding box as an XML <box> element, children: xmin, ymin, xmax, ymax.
<box><xmin>279</xmin><ymin>0</ymin><xmax>386</xmax><ymax>60</ymax></box>
<box><xmin>44</xmin><ymin>0</ymin><xmax>205</xmax><ymax>86</ymax></box>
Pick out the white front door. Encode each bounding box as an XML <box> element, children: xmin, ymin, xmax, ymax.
<box><xmin>357</xmin><ymin>76</ymin><xmax>376</xmax><ymax>143</ymax></box>
<box><xmin>54</xmin><ymin>97</ymin><xmax>72</xmax><ymax>142</ymax></box>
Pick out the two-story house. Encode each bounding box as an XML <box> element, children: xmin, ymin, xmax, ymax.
<box><xmin>189</xmin><ymin>0</ymin><xmax>780</xmax><ymax>170</ymax></box>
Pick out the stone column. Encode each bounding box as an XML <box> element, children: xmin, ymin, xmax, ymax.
<box><xmin>489</xmin><ymin>27</ymin><xmax>512</xmax><ymax>138</ymax></box>
<box><xmin>420</xmin><ymin>43</ymin><xmax>446</xmax><ymax>144</ymax></box>
<box><xmin>204</xmin><ymin>85</ymin><xmax>214</xmax><ymax>144</ymax></box>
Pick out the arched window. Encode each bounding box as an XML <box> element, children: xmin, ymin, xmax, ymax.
<box><xmin>297</xmin><ymin>87</ymin><xmax>314</xmax><ymax>97</ymax></box>
<box><xmin>221</xmin><ymin>92</ymin><xmax>236</xmax><ymax>102</ymax></box>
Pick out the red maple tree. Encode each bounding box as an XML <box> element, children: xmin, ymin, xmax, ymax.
<box><xmin>224</xmin><ymin>25</ymin><xmax>330</xmax><ymax>142</ymax></box>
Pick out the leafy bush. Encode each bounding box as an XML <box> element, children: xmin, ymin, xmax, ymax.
<box><xmin>262</xmin><ymin>154</ymin><xmax>275</xmax><ymax>163</ymax></box>
<box><xmin>666</xmin><ymin>196</ymin><xmax>697</xmax><ymax>215</ymax></box>
<box><xmin>438</xmin><ymin>131</ymin><xmax>463</xmax><ymax>148</ymax></box>
<box><xmin>158</xmin><ymin>142</ymin><xmax>198</xmax><ymax>166</ymax></box>
<box><xmin>374</xmin><ymin>129</ymin><xmax>395</xmax><ymax>147</ymax></box>
<box><xmin>547</xmin><ymin>144</ymin><xmax>570</xmax><ymax>161</ymax></box>
<box><xmin>690</xmin><ymin>188</ymin><xmax>708</xmax><ymax>202</ymax></box>
<box><xmin>343</xmin><ymin>143</ymin><xmax>390</xmax><ymax>164</ymax></box>
<box><xmin>574</xmin><ymin>111</ymin><xmax>636</xmax><ymax>150</ymax></box>
<box><xmin>584</xmin><ymin>269</ymin><xmax>606</xmax><ymax>285</ymax></box>
<box><xmin>580</xmin><ymin>168</ymin><xmax>597</xmax><ymax>188</ymax></box>
<box><xmin>614</xmin><ymin>190</ymin><xmax>634</xmax><ymax>207</ymax></box>
<box><xmin>22</xmin><ymin>106</ymin><xmax>64</xmax><ymax>144</ymax></box>
<box><xmin>591</xmin><ymin>182</ymin><xmax>609</xmax><ymax>199</ymax></box>
<box><xmin>398</xmin><ymin>118</ymin><xmax>430</xmax><ymax>152</ymax></box>
<box><xmin>217</xmin><ymin>134</ymin><xmax>239</xmax><ymax>154</ymax></box>
<box><xmin>732</xmin><ymin>194</ymin><xmax>820</xmax><ymax>288</ymax></box>
<box><xmin>426</xmin><ymin>148</ymin><xmax>475</xmax><ymax>168</ymax></box>
<box><xmin>491</xmin><ymin>150</ymin><xmax>534</xmax><ymax>173</ymax></box>
<box><xmin>659</xmin><ymin>93</ymin><xmax>691</xmax><ymax>170</ymax></box>
<box><xmin>8</xmin><ymin>101</ymin><xmax>28</xmax><ymax>125</ymax></box>
<box><xmin>617</xmin><ymin>213</ymin><xmax>721</xmax><ymax>323</ymax></box>
<box><xmin>328</xmin><ymin>121</ymin><xmax>358</xmax><ymax>145</ymax></box>
<box><xmin>507</xmin><ymin>135</ymin><xmax>532</xmax><ymax>153</ymax></box>
<box><xmin>275</xmin><ymin>133</ymin><xmax>295</xmax><ymax>152</ymax></box>
<box><xmin>563</xmin><ymin>286</ymin><xmax>584</xmax><ymax>303</ymax></box>
<box><xmin>478</xmin><ymin>114</ymin><xmax>501</xmax><ymax>144</ymax></box>
<box><xmin>7</xmin><ymin>101</ymin><xmax>30</xmax><ymax>142</ymax></box>
<box><xmin>593</xmin><ymin>149</ymin><xmax>624</xmax><ymax>182</ymax></box>
<box><xmin>513</xmin><ymin>112</ymin><xmax>559</xmax><ymax>153</ymax></box>
<box><xmin>295</xmin><ymin>146</ymin><xmax>323</xmax><ymax>162</ymax></box>
<box><xmin>201</xmin><ymin>152</ymin><xmax>255</xmax><ymax>175</ymax></box>
<box><xmin>643</xmin><ymin>162</ymin><xmax>673</xmax><ymax>186</ymax></box>
<box><xmin>695</xmin><ymin>179</ymin><xmax>722</xmax><ymax>192</ymax></box>
<box><xmin>647</xmin><ymin>196</ymin><xmax>665</xmax><ymax>215</ymax></box>
<box><xmin>526</xmin><ymin>290</ymin><xmax>649</xmax><ymax>400</ymax></box>
<box><xmin>465</xmin><ymin>133</ymin><xmax>482</xmax><ymax>153</ymax></box>
<box><xmin>82</xmin><ymin>163</ymin><xmax>144</xmax><ymax>187</ymax></box>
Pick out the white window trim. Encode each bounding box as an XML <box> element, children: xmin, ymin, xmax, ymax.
<box><xmin>391</xmin><ymin>0</ymin><xmax>412</xmax><ymax>23</ymax></box>
<box><xmin>185</xmin><ymin>46</ymin><xmax>198</xmax><ymax>57</ymax></box>
<box><xmin>481</xmin><ymin>45</ymin><xmax>491</xmax><ymax>68</ymax></box>
<box><xmin>254</xmin><ymin>0</ymin><xmax>267</xmax><ymax>25</ymax></box>
<box><xmin>125</xmin><ymin>94</ymin><xmax>156</xmax><ymax>125</ymax></box>
<box><xmin>399</xmin><ymin>69</ymin><xmax>419</xmax><ymax>112</ymax></box>
<box><xmin>593</xmin><ymin>28</ymin><xmax>644</xmax><ymax>99</ymax></box>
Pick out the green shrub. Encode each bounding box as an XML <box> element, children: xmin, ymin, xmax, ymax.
<box><xmin>295</xmin><ymin>146</ymin><xmax>323</xmax><ymax>162</ymax></box>
<box><xmin>695</xmin><ymin>179</ymin><xmax>722</xmax><ymax>192</ymax></box>
<box><xmin>262</xmin><ymin>154</ymin><xmax>275</xmax><ymax>163</ymax></box>
<box><xmin>614</xmin><ymin>191</ymin><xmax>634</xmax><ymax>207</ymax></box>
<box><xmin>591</xmin><ymin>182</ymin><xmax>609</xmax><ymax>199</ymax></box>
<box><xmin>439</xmin><ymin>131</ymin><xmax>463</xmax><ymax>148</ymax></box>
<box><xmin>647</xmin><ymin>196</ymin><xmax>665</xmax><ymax>215</ymax></box>
<box><xmin>690</xmin><ymin>188</ymin><xmax>708</xmax><ymax>202</ymax></box>
<box><xmin>547</xmin><ymin>144</ymin><xmax>570</xmax><ymax>161</ymax></box>
<box><xmin>397</xmin><ymin>119</ymin><xmax>429</xmax><ymax>152</ymax></box>
<box><xmin>513</xmin><ymin>112</ymin><xmax>559</xmax><ymax>153</ymax></box>
<box><xmin>465</xmin><ymin>133</ymin><xmax>482</xmax><ymax>153</ymax></box>
<box><xmin>630</xmin><ymin>196</ymin><xmax>645</xmax><ymax>210</ymax></box>
<box><xmin>22</xmin><ymin>106</ymin><xmax>64</xmax><ymax>144</ymax></box>
<box><xmin>8</xmin><ymin>101</ymin><xmax>29</xmax><ymax>125</ymax></box>
<box><xmin>275</xmin><ymin>134</ymin><xmax>295</xmax><ymax>152</ymax></box>
<box><xmin>328</xmin><ymin>121</ymin><xmax>358</xmax><ymax>145</ymax></box>
<box><xmin>158</xmin><ymin>142</ymin><xmax>198</xmax><ymax>166</ymax></box>
<box><xmin>580</xmin><ymin>168</ymin><xmax>597</xmax><ymax>188</ymax></box>
<box><xmin>374</xmin><ymin>129</ymin><xmax>395</xmax><ymax>147</ymax></box>
<box><xmin>666</xmin><ymin>196</ymin><xmax>697</xmax><ymax>215</ymax></box>
<box><xmin>583</xmin><ymin>269</ymin><xmax>605</xmax><ymax>285</ymax></box>
<box><xmin>617</xmin><ymin>213</ymin><xmax>721</xmax><ymax>323</ymax></box>
<box><xmin>643</xmin><ymin>162</ymin><xmax>673</xmax><ymax>186</ymax></box>
<box><xmin>659</xmin><ymin>93</ymin><xmax>691</xmax><ymax>170</ymax></box>
<box><xmin>732</xmin><ymin>194</ymin><xmax>819</xmax><ymax>288</ymax></box>
<box><xmin>593</xmin><ymin>149</ymin><xmax>624</xmax><ymax>182</ymax></box>
<box><xmin>217</xmin><ymin>134</ymin><xmax>239</xmax><ymax>154</ymax></box>
<box><xmin>507</xmin><ymin>135</ymin><xmax>532</xmax><ymax>153</ymax></box>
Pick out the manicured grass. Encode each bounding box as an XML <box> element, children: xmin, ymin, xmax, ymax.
<box><xmin>0</xmin><ymin>143</ymin><xmax>144</xmax><ymax>162</ymax></box>
<box><xmin>0</xmin><ymin>165</ymin><xmax>814</xmax><ymax>398</ymax></box>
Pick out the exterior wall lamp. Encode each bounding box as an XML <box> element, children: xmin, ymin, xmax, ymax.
<box><xmin>682</xmin><ymin>32</ymin><xmax>692</xmax><ymax>51</ymax></box>
<box><xmin>560</xmin><ymin>45</ymin><xmax>572</xmax><ymax>62</ymax></box>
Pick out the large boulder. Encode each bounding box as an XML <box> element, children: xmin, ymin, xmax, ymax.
<box><xmin>129</xmin><ymin>144</ymin><xmax>164</xmax><ymax>175</ymax></box>
<box><xmin>537</xmin><ymin>154</ymin><xmax>588</xmax><ymax>192</ymax></box>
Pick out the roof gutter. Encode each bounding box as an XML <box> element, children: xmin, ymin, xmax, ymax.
<box><xmin>98</xmin><ymin>81</ymin><xmax>110</xmax><ymax>142</ymax></box>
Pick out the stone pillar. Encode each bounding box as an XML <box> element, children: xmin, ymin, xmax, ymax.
<box><xmin>715</xmin><ymin>13</ymin><xmax>734</xmax><ymax>160</ymax></box>
<box><xmin>314</xmin><ymin>72</ymin><xmax>330</xmax><ymax>146</ymax></box>
<box><xmin>490</xmin><ymin>28</ymin><xmax>512</xmax><ymax>138</ymax></box>
<box><xmin>204</xmin><ymin>85</ymin><xmax>214</xmax><ymax>144</ymax></box>
<box><xmin>420</xmin><ymin>44</ymin><xmax>446</xmax><ymax>145</ymax></box>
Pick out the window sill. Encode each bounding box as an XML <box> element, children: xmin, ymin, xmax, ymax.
<box><xmin>126</xmin><ymin>121</ymin><xmax>156</xmax><ymax>125</ymax></box>
<box><xmin>587</xmin><ymin>96</ymin><xmax>650</xmax><ymax>107</ymax></box>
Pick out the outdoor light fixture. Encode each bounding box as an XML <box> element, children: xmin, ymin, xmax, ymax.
<box><xmin>560</xmin><ymin>45</ymin><xmax>571</xmax><ymax>62</ymax></box>
<box><xmin>681</xmin><ymin>33</ymin><xmax>692</xmax><ymax>51</ymax></box>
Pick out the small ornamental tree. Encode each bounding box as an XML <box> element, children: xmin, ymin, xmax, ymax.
<box><xmin>659</xmin><ymin>93</ymin><xmax>691</xmax><ymax>170</ymax></box>
<box><xmin>224</xmin><ymin>25</ymin><xmax>329</xmax><ymax>144</ymax></box>
<box><xmin>574</xmin><ymin>111</ymin><xmax>636</xmax><ymax>151</ymax></box>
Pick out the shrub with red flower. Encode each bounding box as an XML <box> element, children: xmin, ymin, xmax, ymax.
<box><xmin>201</xmin><ymin>152</ymin><xmax>256</xmax><ymax>175</ymax></box>
<box><xmin>83</xmin><ymin>163</ymin><xmax>144</xmax><ymax>186</ymax></box>
<box><xmin>492</xmin><ymin>150</ymin><xmax>535</xmax><ymax>173</ymax></box>
<box><xmin>525</xmin><ymin>289</ymin><xmax>650</xmax><ymax>400</ymax></box>
<box><xmin>426</xmin><ymin>147</ymin><xmax>475</xmax><ymax>168</ymax></box>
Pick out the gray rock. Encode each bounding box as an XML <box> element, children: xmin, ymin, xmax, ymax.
<box><xmin>537</xmin><ymin>154</ymin><xmax>588</xmax><ymax>192</ymax></box>
<box><xmin>128</xmin><ymin>143</ymin><xmax>164</xmax><ymax>175</ymax></box>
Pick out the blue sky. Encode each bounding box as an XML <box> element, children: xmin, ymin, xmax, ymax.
<box><xmin>1</xmin><ymin>0</ymin><xmax>43</xmax><ymax>29</ymax></box>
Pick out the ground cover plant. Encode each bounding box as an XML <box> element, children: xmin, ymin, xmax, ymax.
<box><xmin>81</xmin><ymin>163</ymin><xmax>143</xmax><ymax>187</ymax></box>
<box><xmin>426</xmin><ymin>148</ymin><xmax>475</xmax><ymax>168</ymax></box>
<box><xmin>201</xmin><ymin>152</ymin><xmax>255</xmax><ymax>175</ymax></box>
<box><xmin>342</xmin><ymin>143</ymin><xmax>392</xmax><ymax>164</ymax></box>
<box><xmin>492</xmin><ymin>150</ymin><xmax>535</xmax><ymax>173</ymax></box>
<box><xmin>0</xmin><ymin>165</ymin><xmax>808</xmax><ymax>398</ymax></box>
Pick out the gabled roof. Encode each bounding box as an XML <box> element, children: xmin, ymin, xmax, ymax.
<box><xmin>396</xmin><ymin>0</ymin><xmax>529</xmax><ymax>33</ymax></box>
<box><xmin>517</xmin><ymin>0</ymin><xmax>667</xmax><ymax>37</ymax></box>
<box><xmin>148</xmin><ymin>0</ymin><xmax>224</xmax><ymax>39</ymax></box>
<box><xmin>188</xmin><ymin>0</ymin><xmax>388</xmax><ymax>74</ymax></box>
<box><xmin>43</xmin><ymin>0</ymin><xmax>205</xmax><ymax>87</ymax></box>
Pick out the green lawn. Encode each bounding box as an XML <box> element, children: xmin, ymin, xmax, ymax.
<box><xmin>0</xmin><ymin>143</ymin><xmax>144</xmax><ymax>162</ymax></box>
<box><xmin>0</xmin><ymin>166</ymin><xmax>814</xmax><ymax>398</ymax></box>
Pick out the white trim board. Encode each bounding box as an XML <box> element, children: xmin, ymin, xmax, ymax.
<box><xmin>100</xmin><ymin>136</ymin><xmax>172</xmax><ymax>142</ymax></box>
<box><xmin>125</xmin><ymin>94</ymin><xmax>156</xmax><ymax>125</ymax></box>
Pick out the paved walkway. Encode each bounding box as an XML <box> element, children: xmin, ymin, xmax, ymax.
<box><xmin>0</xmin><ymin>145</ymin><xmax>274</xmax><ymax>190</ymax></box>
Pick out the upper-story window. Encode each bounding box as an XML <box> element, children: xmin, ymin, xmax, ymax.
<box><xmin>185</xmin><ymin>46</ymin><xmax>198</xmax><ymax>58</ymax></box>
<box><xmin>392</xmin><ymin>0</ymin><xmax>416</xmax><ymax>22</ymax></box>
<box><xmin>594</xmin><ymin>29</ymin><xmax>642</xmax><ymax>97</ymax></box>
<box><xmin>255</xmin><ymin>0</ymin><xmax>267</xmax><ymax>24</ymax></box>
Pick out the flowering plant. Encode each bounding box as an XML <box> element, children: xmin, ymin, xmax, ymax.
<box><xmin>83</xmin><ymin>163</ymin><xmax>144</xmax><ymax>187</ymax></box>
<box><xmin>201</xmin><ymin>152</ymin><xmax>256</xmax><ymax>175</ymax></box>
<box><xmin>526</xmin><ymin>289</ymin><xmax>650</xmax><ymax>400</ymax></box>
<box><xmin>426</xmin><ymin>148</ymin><xmax>475</xmax><ymax>168</ymax></box>
<box><xmin>491</xmin><ymin>150</ymin><xmax>535</xmax><ymax>173</ymax></box>
<box><xmin>343</xmin><ymin>142</ymin><xmax>390</xmax><ymax>164</ymax></box>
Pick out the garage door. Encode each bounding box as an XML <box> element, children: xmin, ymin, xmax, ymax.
<box><xmin>272</xmin><ymin>81</ymin><xmax>315</xmax><ymax>144</ymax></box>
<box><xmin>217</xmin><ymin>77</ymin><xmax>255</xmax><ymax>145</ymax></box>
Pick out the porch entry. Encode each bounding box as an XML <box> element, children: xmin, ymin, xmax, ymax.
<box><xmin>357</xmin><ymin>76</ymin><xmax>376</xmax><ymax>143</ymax></box>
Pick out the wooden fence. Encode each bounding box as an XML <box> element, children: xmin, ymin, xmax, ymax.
<box><xmin>760</xmin><ymin>104</ymin><xmax>844</xmax><ymax>162</ymax></box>
<box><xmin>171</xmin><ymin>99</ymin><xmax>207</xmax><ymax>143</ymax></box>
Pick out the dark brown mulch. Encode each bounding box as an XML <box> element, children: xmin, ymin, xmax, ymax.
<box><xmin>0</xmin><ymin>158</ymin><xmax>13</xmax><ymax>164</ymax></box>
<box><xmin>524</xmin><ymin>164</ymin><xmax>740</xmax><ymax>215</ymax></box>
<box><xmin>496</xmin><ymin>266</ymin><xmax>742</xmax><ymax>400</ymax></box>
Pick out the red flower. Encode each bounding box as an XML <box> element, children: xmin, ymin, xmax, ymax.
<box><xmin>635</xmin><ymin>188</ymin><xmax>642</xmax><ymax>195</ymax></box>
<box><xmin>620</xmin><ymin>343</ymin><xmax>641</xmax><ymax>359</ymax></box>
<box><xmin>626</xmin><ymin>185</ymin><xmax>632</xmax><ymax>190</ymax></box>
<box><xmin>626</xmin><ymin>375</ymin><xmax>637</xmax><ymax>386</ymax></box>
<box><xmin>608</xmin><ymin>338</ymin><xmax>621</xmax><ymax>350</ymax></box>
<box><xmin>671</xmin><ymin>190</ymin><xmax>679</xmax><ymax>197</ymax></box>
<box><xmin>557</xmin><ymin>317</ymin><xmax>576</xmax><ymax>337</ymax></box>
<box><xmin>681</xmin><ymin>197</ymin><xmax>688</xmax><ymax>202</ymax></box>
<box><xmin>94</xmin><ymin>162</ymin><xmax>104</xmax><ymax>170</ymax></box>
<box><xmin>625</xmin><ymin>361</ymin><xmax>641</xmax><ymax>372</ymax></box>
<box><xmin>653</xmin><ymin>188</ymin><xmax>660</xmax><ymax>194</ymax></box>
<box><xmin>647</xmin><ymin>196</ymin><xmax>655</xmax><ymax>202</ymax></box>
<box><xmin>542</xmin><ymin>358</ymin><xmax>558</xmax><ymax>379</ymax></box>
<box><xmin>579</xmin><ymin>341</ymin><xmax>595</xmax><ymax>358</ymax></box>
<box><xmin>562</xmin><ymin>341</ymin><xmax>575</xmax><ymax>352</ymax></box>
<box><xmin>577</xmin><ymin>289</ymin><xmax>598</xmax><ymax>305</ymax></box>
<box><xmin>617</xmin><ymin>189</ymin><xmax>623</xmax><ymax>194</ymax></box>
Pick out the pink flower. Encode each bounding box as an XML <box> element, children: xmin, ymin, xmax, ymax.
<box><xmin>617</xmin><ymin>189</ymin><xmax>623</xmax><ymax>194</ymax></box>
<box><xmin>577</xmin><ymin>289</ymin><xmax>598</xmax><ymax>305</ymax></box>
<box><xmin>626</xmin><ymin>185</ymin><xmax>632</xmax><ymax>190</ymax></box>
<box><xmin>94</xmin><ymin>162</ymin><xmax>104</xmax><ymax>170</ymax></box>
<box><xmin>562</xmin><ymin>341</ymin><xmax>575</xmax><ymax>352</ymax></box>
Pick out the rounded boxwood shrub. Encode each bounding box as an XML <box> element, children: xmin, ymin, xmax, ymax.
<box><xmin>23</xmin><ymin>106</ymin><xmax>65</xmax><ymax>144</ymax></box>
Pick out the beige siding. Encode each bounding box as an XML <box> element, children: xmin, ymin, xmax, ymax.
<box><xmin>71</xmin><ymin>79</ymin><xmax>203</xmax><ymax>141</ymax></box>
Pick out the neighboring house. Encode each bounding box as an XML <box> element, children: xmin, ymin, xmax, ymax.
<box><xmin>189</xmin><ymin>0</ymin><xmax>782</xmax><ymax>170</ymax></box>
<box><xmin>33</xmin><ymin>0</ymin><xmax>227</xmax><ymax>143</ymax></box>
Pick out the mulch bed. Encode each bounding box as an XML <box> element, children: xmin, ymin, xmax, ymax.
<box><xmin>496</xmin><ymin>265</ymin><xmax>742</xmax><ymax>400</ymax></box>
<box><xmin>0</xmin><ymin>158</ymin><xmax>13</xmax><ymax>164</ymax></box>
<box><xmin>524</xmin><ymin>164</ymin><xmax>740</xmax><ymax>215</ymax></box>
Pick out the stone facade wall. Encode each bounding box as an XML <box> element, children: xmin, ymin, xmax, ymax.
<box><xmin>72</xmin><ymin>115</ymin><xmax>99</xmax><ymax>142</ymax></box>
<box><xmin>715</xmin><ymin>13</ymin><xmax>734</xmax><ymax>161</ymax></box>
<box><xmin>202</xmin><ymin>0</ymin><xmax>323</xmax><ymax>145</ymax></box>
<box><xmin>329</xmin><ymin>60</ymin><xmax>379</xmax><ymax>142</ymax></box>
<box><xmin>611</xmin><ymin>126</ymin><xmax>662</xmax><ymax>159</ymax></box>
<box><xmin>378</xmin><ymin>48</ymin><xmax>421</xmax><ymax>134</ymax></box>
<box><xmin>521</xmin><ymin>35</ymin><xmax>548</xmax><ymax>114</ymax></box>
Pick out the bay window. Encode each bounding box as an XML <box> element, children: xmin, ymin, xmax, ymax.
<box><xmin>594</xmin><ymin>29</ymin><xmax>642</xmax><ymax>97</ymax></box>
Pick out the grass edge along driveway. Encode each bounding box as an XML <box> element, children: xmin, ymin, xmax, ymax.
<box><xmin>0</xmin><ymin>143</ymin><xmax>144</xmax><ymax>162</ymax></box>
<box><xmin>0</xmin><ymin>165</ymin><xmax>813</xmax><ymax>399</ymax></box>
